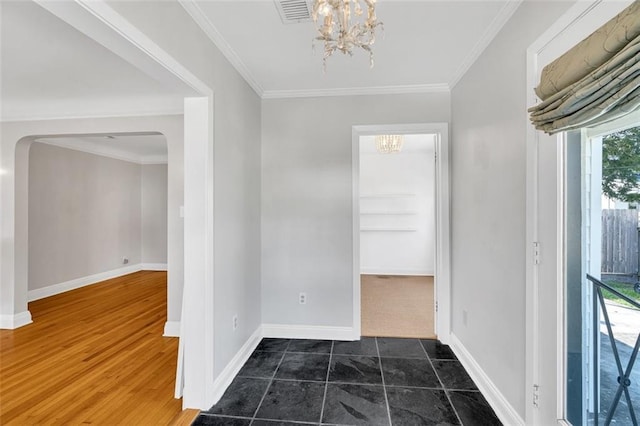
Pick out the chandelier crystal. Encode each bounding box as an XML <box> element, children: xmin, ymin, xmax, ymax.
<box><xmin>375</xmin><ymin>135</ymin><xmax>404</xmax><ymax>154</ymax></box>
<box><xmin>311</xmin><ymin>0</ymin><xmax>383</xmax><ymax>69</ymax></box>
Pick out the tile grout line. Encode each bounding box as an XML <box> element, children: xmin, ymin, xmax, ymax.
<box><xmin>375</xmin><ymin>337</ymin><xmax>393</xmax><ymax>426</ymax></box>
<box><xmin>419</xmin><ymin>340</ymin><xmax>464</xmax><ymax>426</ymax></box>
<box><xmin>318</xmin><ymin>340</ymin><xmax>335</xmax><ymax>425</ymax></box>
<box><xmin>249</xmin><ymin>339</ymin><xmax>292</xmax><ymax>425</ymax></box>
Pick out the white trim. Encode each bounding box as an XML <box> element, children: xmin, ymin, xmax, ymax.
<box><xmin>27</xmin><ymin>264</ymin><xmax>143</xmax><ymax>302</ymax></box>
<box><xmin>352</xmin><ymin>123</ymin><xmax>451</xmax><ymax>344</ymax></box>
<box><xmin>450</xmin><ymin>334</ymin><xmax>525</xmax><ymax>426</ymax></box>
<box><xmin>182</xmin><ymin>96</ymin><xmax>216</xmax><ymax>409</ymax></box>
<box><xmin>33</xmin><ymin>138</ymin><xmax>168</xmax><ymax>165</ymax></box>
<box><xmin>0</xmin><ymin>110</ymin><xmax>184</xmax><ymax>124</ymax></box>
<box><xmin>178</xmin><ymin>0</ymin><xmax>264</xmax><ymax>97</ymax></box>
<box><xmin>141</xmin><ymin>263</ymin><xmax>168</xmax><ymax>271</ymax></box>
<box><xmin>263</xmin><ymin>84</ymin><xmax>450</xmax><ymax>100</ymax></box>
<box><xmin>262</xmin><ymin>324</ymin><xmax>357</xmax><ymax>341</ymax></box>
<box><xmin>360</xmin><ymin>269</ymin><xmax>434</xmax><ymax>276</ymax></box>
<box><xmin>164</xmin><ymin>321</ymin><xmax>181</xmax><ymax>337</ymax></box>
<box><xmin>0</xmin><ymin>311</ymin><xmax>33</xmax><ymax>329</ymax></box>
<box><xmin>210</xmin><ymin>327</ymin><xmax>262</xmax><ymax>405</ymax></box>
<box><xmin>449</xmin><ymin>0</ymin><xmax>523</xmax><ymax>88</ymax></box>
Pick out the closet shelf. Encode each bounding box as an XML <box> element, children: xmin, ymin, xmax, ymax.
<box><xmin>360</xmin><ymin>227</ymin><xmax>417</xmax><ymax>232</ymax></box>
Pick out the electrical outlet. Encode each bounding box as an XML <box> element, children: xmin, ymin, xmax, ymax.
<box><xmin>299</xmin><ymin>292</ymin><xmax>307</xmax><ymax>305</ymax></box>
<box><xmin>122</xmin><ymin>257</ymin><xmax>129</xmax><ymax>265</ymax></box>
<box><xmin>233</xmin><ymin>315</ymin><xmax>238</xmax><ymax>330</ymax></box>
<box><xmin>462</xmin><ymin>310</ymin><xmax>468</xmax><ymax>326</ymax></box>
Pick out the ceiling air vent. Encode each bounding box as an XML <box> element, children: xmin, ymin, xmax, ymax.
<box><xmin>275</xmin><ymin>0</ymin><xmax>312</xmax><ymax>24</ymax></box>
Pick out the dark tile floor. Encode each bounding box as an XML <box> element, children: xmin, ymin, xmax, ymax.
<box><xmin>193</xmin><ymin>337</ymin><xmax>502</xmax><ymax>426</ymax></box>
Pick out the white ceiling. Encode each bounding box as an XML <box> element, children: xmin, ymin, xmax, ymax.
<box><xmin>186</xmin><ymin>0</ymin><xmax>516</xmax><ymax>97</ymax></box>
<box><xmin>0</xmin><ymin>1</ymin><xmax>187</xmax><ymax>121</ymax></box>
<box><xmin>34</xmin><ymin>134</ymin><xmax>169</xmax><ymax>164</ymax></box>
<box><xmin>1</xmin><ymin>0</ymin><xmax>519</xmax><ymax>121</ymax></box>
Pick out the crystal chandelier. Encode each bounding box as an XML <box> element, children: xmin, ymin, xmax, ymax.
<box><xmin>375</xmin><ymin>135</ymin><xmax>403</xmax><ymax>154</ymax></box>
<box><xmin>311</xmin><ymin>0</ymin><xmax>383</xmax><ymax>69</ymax></box>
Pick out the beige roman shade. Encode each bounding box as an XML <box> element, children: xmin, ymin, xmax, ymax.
<box><xmin>529</xmin><ymin>1</ymin><xmax>640</xmax><ymax>134</ymax></box>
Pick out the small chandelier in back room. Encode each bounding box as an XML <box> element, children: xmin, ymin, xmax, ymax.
<box><xmin>311</xmin><ymin>0</ymin><xmax>383</xmax><ymax>69</ymax></box>
<box><xmin>375</xmin><ymin>135</ymin><xmax>403</xmax><ymax>154</ymax></box>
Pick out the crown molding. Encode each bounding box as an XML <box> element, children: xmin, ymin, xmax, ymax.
<box><xmin>449</xmin><ymin>0</ymin><xmax>523</xmax><ymax>89</ymax></box>
<box><xmin>34</xmin><ymin>138</ymin><xmax>168</xmax><ymax>165</ymax></box>
<box><xmin>178</xmin><ymin>0</ymin><xmax>264</xmax><ymax>97</ymax></box>
<box><xmin>262</xmin><ymin>83</ymin><xmax>450</xmax><ymax>99</ymax></box>
<box><xmin>0</xmin><ymin>108</ymin><xmax>184</xmax><ymax>123</ymax></box>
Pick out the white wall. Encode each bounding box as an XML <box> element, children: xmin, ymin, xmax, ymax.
<box><xmin>105</xmin><ymin>1</ymin><xmax>262</xmax><ymax>381</ymax></box>
<box><xmin>28</xmin><ymin>143</ymin><xmax>143</xmax><ymax>291</ymax></box>
<box><xmin>261</xmin><ymin>93</ymin><xmax>449</xmax><ymax>329</ymax></box>
<box><xmin>450</xmin><ymin>0</ymin><xmax>574</xmax><ymax>419</ymax></box>
<box><xmin>359</xmin><ymin>134</ymin><xmax>435</xmax><ymax>275</ymax></box>
<box><xmin>142</xmin><ymin>164</ymin><xmax>168</xmax><ymax>264</ymax></box>
<box><xmin>1</xmin><ymin>114</ymin><xmax>183</xmax><ymax>328</ymax></box>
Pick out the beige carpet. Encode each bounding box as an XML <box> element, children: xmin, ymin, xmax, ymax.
<box><xmin>361</xmin><ymin>275</ymin><xmax>436</xmax><ymax>339</ymax></box>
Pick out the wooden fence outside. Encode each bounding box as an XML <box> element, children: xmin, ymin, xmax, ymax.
<box><xmin>602</xmin><ymin>209</ymin><xmax>639</xmax><ymax>275</ymax></box>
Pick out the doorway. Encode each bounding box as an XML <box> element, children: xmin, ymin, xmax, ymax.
<box><xmin>358</xmin><ymin>134</ymin><xmax>436</xmax><ymax>338</ymax></box>
<box><xmin>565</xmin><ymin>123</ymin><xmax>640</xmax><ymax>425</ymax></box>
<box><xmin>26</xmin><ymin>133</ymin><xmax>169</xmax><ymax>302</ymax></box>
<box><xmin>351</xmin><ymin>123</ymin><xmax>451</xmax><ymax>342</ymax></box>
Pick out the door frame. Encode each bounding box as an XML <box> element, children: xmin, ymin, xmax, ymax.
<box><xmin>525</xmin><ymin>1</ymin><xmax>634</xmax><ymax>423</ymax></box>
<box><xmin>31</xmin><ymin>0</ymin><xmax>216</xmax><ymax>410</ymax></box>
<box><xmin>351</xmin><ymin>123</ymin><xmax>451</xmax><ymax>342</ymax></box>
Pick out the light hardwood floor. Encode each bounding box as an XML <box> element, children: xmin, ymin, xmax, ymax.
<box><xmin>0</xmin><ymin>271</ymin><xmax>193</xmax><ymax>425</ymax></box>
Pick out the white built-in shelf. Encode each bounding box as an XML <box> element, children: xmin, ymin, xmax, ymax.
<box><xmin>360</xmin><ymin>193</ymin><xmax>416</xmax><ymax>199</ymax></box>
<box><xmin>360</xmin><ymin>211</ymin><xmax>417</xmax><ymax>216</ymax></box>
<box><xmin>360</xmin><ymin>227</ymin><xmax>418</xmax><ymax>232</ymax></box>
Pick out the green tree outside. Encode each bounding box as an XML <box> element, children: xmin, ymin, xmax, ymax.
<box><xmin>602</xmin><ymin>126</ymin><xmax>640</xmax><ymax>204</ymax></box>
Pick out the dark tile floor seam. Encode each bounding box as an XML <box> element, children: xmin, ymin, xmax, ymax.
<box><xmin>374</xmin><ymin>337</ymin><xmax>393</xmax><ymax>426</ymax></box>
<box><xmin>384</xmin><ymin>384</ymin><xmax>444</xmax><ymax>390</ymax></box>
<box><xmin>326</xmin><ymin>380</ymin><xmax>384</xmax><ymax>387</ymax></box>
<box><xmin>419</xmin><ymin>339</ymin><xmax>464</xmax><ymax>426</ymax></box>
<box><xmin>253</xmin><ymin>417</ymin><xmax>318</xmax><ymax>425</ymax></box>
<box><xmin>250</xmin><ymin>340</ymin><xmax>291</xmax><ymax>424</ymax></box>
<box><xmin>318</xmin><ymin>340</ymin><xmax>335</xmax><ymax>424</ymax></box>
<box><xmin>271</xmin><ymin>378</ymin><xmax>327</xmax><ymax>384</ymax></box>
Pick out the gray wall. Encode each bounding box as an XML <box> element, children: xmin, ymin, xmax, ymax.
<box><xmin>142</xmin><ymin>164</ymin><xmax>168</xmax><ymax>264</ymax></box>
<box><xmin>449</xmin><ymin>1</ymin><xmax>573</xmax><ymax>417</ymax></box>
<box><xmin>261</xmin><ymin>93</ymin><xmax>450</xmax><ymax>327</ymax></box>
<box><xmin>28</xmin><ymin>143</ymin><xmax>143</xmax><ymax>290</ymax></box>
<box><xmin>106</xmin><ymin>0</ymin><xmax>262</xmax><ymax>378</ymax></box>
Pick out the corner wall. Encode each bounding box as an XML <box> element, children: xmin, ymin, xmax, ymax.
<box><xmin>449</xmin><ymin>0</ymin><xmax>574</xmax><ymax>419</ymax></box>
<box><xmin>142</xmin><ymin>164</ymin><xmax>169</xmax><ymax>265</ymax></box>
<box><xmin>28</xmin><ymin>143</ymin><xmax>144</xmax><ymax>291</ymax></box>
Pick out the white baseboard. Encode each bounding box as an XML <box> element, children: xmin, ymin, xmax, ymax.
<box><xmin>262</xmin><ymin>323</ymin><xmax>357</xmax><ymax>341</ymax></box>
<box><xmin>163</xmin><ymin>321</ymin><xmax>180</xmax><ymax>337</ymax></box>
<box><xmin>449</xmin><ymin>333</ymin><xmax>525</xmax><ymax>426</ymax></box>
<box><xmin>209</xmin><ymin>327</ymin><xmax>263</xmax><ymax>406</ymax></box>
<box><xmin>0</xmin><ymin>311</ymin><xmax>33</xmax><ymax>329</ymax></box>
<box><xmin>141</xmin><ymin>263</ymin><xmax>168</xmax><ymax>271</ymax></box>
<box><xmin>27</xmin><ymin>264</ymin><xmax>143</xmax><ymax>302</ymax></box>
<box><xmin>360</xmin><ymin>268</ymin><xmax>434</xmax><ymax>276</ymax></box>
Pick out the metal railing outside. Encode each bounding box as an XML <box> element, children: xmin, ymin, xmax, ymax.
<box><xmin>586</xmin><ymin>274</ymin><xmax>640</xmax><ymax>426</ymax></box>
